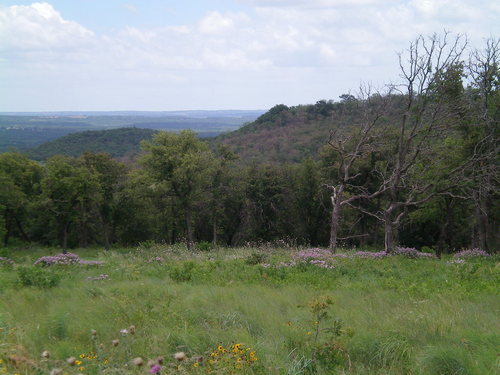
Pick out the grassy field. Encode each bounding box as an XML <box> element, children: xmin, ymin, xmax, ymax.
<box><xmin>0</xmin><ymin>245</ymin><xmax>498</xmax><ymax>375</ymax></box>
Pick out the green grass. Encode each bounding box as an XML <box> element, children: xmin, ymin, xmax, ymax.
<box><xmin>0</xmin><ymin>245</ymin><xmax>498</xmax><ymax>374</ymax></box>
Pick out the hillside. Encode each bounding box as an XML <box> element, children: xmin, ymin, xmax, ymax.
<box><xmin>27</xmin><ymin>127</ymin><xmax>157</xmax><ymax>161</ymax></box>
<box><xmin>214</xmin><ymin>101</ymin><xmax>352</xmax><ymax>163</ymax></box>
<box><xmin>214</xmin><ymin>96</ymin><xmax>405</xmax><ymax>164</ymax></box>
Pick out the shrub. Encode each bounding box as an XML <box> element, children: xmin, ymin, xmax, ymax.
<box><xmin>169</xmin><ymin>261</ymin><xmax>195</xmax><ymax>282</ymax></box>
<box><xmin>17</xmin><ymin>266</ymin><xmax>61</xmax><ymax>288</ymax></box>
<box><xmin>195</xmin><ymin>241</ymin><xmax>213</xmax><ymax>252</ymax></box>
<box><xmin>422</xmin><ymin>347</ymin><xmax>472</xmax><ymax>375</ymax></box>
<box><xmin>245</xmin><ymin>252</ymin><xmax>268</xmax><ymax>265</ymax></box>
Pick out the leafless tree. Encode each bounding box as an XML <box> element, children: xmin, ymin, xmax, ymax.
<box><xmin>348</xmin><ymin>32</ymin><xmax>468</xmax><ymax>252</ymax></box>
<box><xmin>464</xmin><ymin>37</ymin><xmax>499</xmax><ymax>251</ymax></box>
<box><xmin>326</xmin><ymin>85</ymin><xmax>392</xmax><ymax>252</ymax></box>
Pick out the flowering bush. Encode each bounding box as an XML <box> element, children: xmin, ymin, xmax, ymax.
<box><xmin>34</xmin><ymin>253</ymin><xmax>103</xmax><ymax>266</ymax></box>
<box><xmin>394</xmin><ymin>247</ymin><xmax>436</xmax><ymax>259</ymax></box>
<box><xmin>453</xmin><ymin>249</ymin><xmax>490</xmax><ymax>258</ymax></box>
<box><xmin>207</xmin><ymin>343</ymin><xmax>258</xmax><ymax>372</ymax></box>
<box><xmin>293</xmin><ymin>248</ymin><xmax>335</xmax><ymax>269</ymax></box>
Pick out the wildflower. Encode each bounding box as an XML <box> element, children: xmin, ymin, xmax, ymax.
<box><xmin>50</xmin><ymin>368</ymin><xmax>63</xmax><ymax>375</ymax></box>
<box><xmin>112</xmin><ymin>339</ymin><xmax>120</xmax><ymax>347</ymax></box>
<box><xmin>192</xmin><ymin>362</ymin><xmax>199</xmax><ymax>368</ymax></box>
<box><xmin>149</xmin><ymin>364</ymin><xmax>161</xmax><ymax>373</ymax></box>
<box><xmin>91</xmin><ymin>329</ymin><xmax>97</xmax><ymax>336</ymax></box>
<box><xmin>120</xmin><ymin>329</ymin><xmax>129</xmax><ymax>336</ymax></box>
<box><xmin>174</xmin><ymin>352</ymin><xmax>187</xmax><ymax>361</ymax></box>
<box><xmin>78</xmin><ymin>366</ymin><xmax>85</xmax><ymax>371</ymax></box>
<box><xmin>79</xmin><ymin>354</ymin><xmax>85</xmax><ymax>359</ymax></box>
<box><xmin>129</xmin><ymin>325</ymin><xmax>136</xmax><ymax>334</ymax></box>
<box><xmin>75</xmin><ymin>360</ymin><xmax>82</xmax><ymax>366</ymax></box>
<box><xmin>66</xmin><ymin>357</ymin><xmax>77</xmax><ymax>366</ymax></box>
<box><xmin>156</xmin><ymin>356</ymin><xmax>164</xmax><ymax>365</ymax></box>
<box><xmin>41</xmin><ymin>350</ymin><xmax>50</xmax><ymax>359</ymax></box>
<box><xmin>132</xmin><ymin>357</ymin><xmax>144</xmax><ymax>366</ymax></box>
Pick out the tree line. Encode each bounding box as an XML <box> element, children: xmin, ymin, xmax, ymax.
<box><xmin>0</xmin><ymin>34</ymin><xmax>498</xmax><ymax>254</ymax></box>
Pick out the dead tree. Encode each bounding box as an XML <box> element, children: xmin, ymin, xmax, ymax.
<box><xmin>326</xmin><ymin>85</ymin><xmax>392</xmax><ymax>252</ymax></box>
<box><xmin>464</xmin><ymin>38</ymin><xmax>499</xmax><ymax>251</ymax></box>
<box><xmin>349</xmin><ymin>32</ymin><xmax>468</xmax><ymax>252</ymax></box>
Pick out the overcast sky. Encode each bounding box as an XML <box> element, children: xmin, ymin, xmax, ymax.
<box><xmin>1</xmin><ymin>0</ymin><xmax>498</xmax><ymax>111</ymax></box>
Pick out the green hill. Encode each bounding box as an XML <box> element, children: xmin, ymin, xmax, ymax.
<box><xmin>214</xmin><ymin>101</ymin><xmax>348</xmax><ymax>163</ymax></box>
<box><xmin>27</xmin><ymin>127</ymin><xmax>157</xmax><ymax>161</ymax></box>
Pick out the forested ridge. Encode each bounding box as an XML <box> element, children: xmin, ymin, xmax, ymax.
<box><xmin>26</xmin><ymin>127</ymin><xmax>157</xmax><ymax>161</ymax></box>
<box><xmin>0</xmin><ymin>34</ymin><xmax>498</xmax><ymax>254</ymax></box>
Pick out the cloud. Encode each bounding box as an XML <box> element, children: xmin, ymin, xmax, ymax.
<box><xmin>0</xmin><ymin>2</ymin><xmax>94</xmax><ymax>51</ymax></box>
<box><xmin>0</xmin><ymin>1</ymin><xmax>498</xmax><ymax>110</ymax></box>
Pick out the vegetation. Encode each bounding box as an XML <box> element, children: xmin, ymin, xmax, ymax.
<box><xmin>27</xmin><ymin>128</ymin><xmax>157</xmax><ymax>161</ymax></box>
<box><xmin>0</xmin><ymin>245</ymin><xmax>498</xmax><ymax>374</ymax></box>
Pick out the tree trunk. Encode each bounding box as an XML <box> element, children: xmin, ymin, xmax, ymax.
<box><xmin>473</xmin><ymin>190</ymin><xmax>488</xmax><ymax>251</ymax></box>
<box><xmin>212</xmin><ymin>217</ymin><xmax>217</xmax><ymax>246</ymax></box>
<box><xmin>15</xmin><ymin>216</ymin><xmax>31</xmax><ymax>243</ymax></box>
<box><xmin>383</xmin><ymin>210</ymin><xmax>398</xmax><ymax>253</ymax></box>
<box><xmin>4</xmin><ymin>215</ymin><xmax>12</xmax><ymax>246</ymax></box>
<box><xmin>62</xmin><ymin>222</ymin><xmax>69</xmax><ymax>253</ymax></box>
<box><xmin>103</xmin><ymin>224</ymin><xmax>110</xmax><ymax>251</ymax></box>
<box><xmin>185</xmin><ymin>207</ymin><xmax>194</xmax><ymax>251</ymax></box>
<box><xmin>329</xmin><ymin>191</ymin><xmax>343</xmax><ymax>253</ymax></box>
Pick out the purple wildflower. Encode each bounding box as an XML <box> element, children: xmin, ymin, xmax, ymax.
<box><xmin>353</xmin><ymin>251</ymin><xmax>388</xmax><ymax>258</ymax></box>
<box><xmin>394</xmin><ymin>247</ymin><xmax>436</xmax><ymax>259</ymax></box>
<box><xmin>453</xmin><ymin>248</ymin><xmax>490</xmax><ymax>258</ymax></box>
<box><xmin>34</xmin><ymin>253</ymin><xmax>103</xmax><ymax>266</ymax></box>
<box><xmin>149</xmin><ymin>364</ymin><xmax>161</xmax><ymax>374</ymax></box>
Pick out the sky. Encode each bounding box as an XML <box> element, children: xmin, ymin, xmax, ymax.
<box><xmin>0</xmin><ymin>0</ymin><xmax>499</xmax><ymax>112</ymax></box>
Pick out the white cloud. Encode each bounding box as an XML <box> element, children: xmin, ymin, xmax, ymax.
<box><xmin>0</xmin><ymin>1</ymin><xmax>498</xmax><ymax>111</ymax></box>
<box><xmin>0</xmin><ymin>2</ymin><xmax>94</xmax><ymax>51</ymax></box>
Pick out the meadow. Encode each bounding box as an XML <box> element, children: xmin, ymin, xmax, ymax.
<box><xmin>0</xmin><ymin>245</ymin><xmax>498</xmax><ymax>375</ymax></box>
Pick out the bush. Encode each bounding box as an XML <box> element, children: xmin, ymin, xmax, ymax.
<box><xmin>195</xmin><ymin>241</ymin><xmax>213</xmax><ymax>252</ymax></box>
<box><xmin>169</xmin><ymin>261</ymin><xmax>195</xmax><ymax>282</ymax></box>
<box><xmin>17</xmin><ymin>266</ymin><xmax>61</xmax><ymax>288</ymax></box>
<box><xmin>422</xmin><ymin>347</ymin><xmax>472</xmax><ymax>375</ymax></box>
<box><xmin>245</xmin><ymin>252</ymin><xmax>268</xmax><ymax>265</ymax></box>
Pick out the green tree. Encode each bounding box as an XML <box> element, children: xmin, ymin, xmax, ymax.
<box><xmin>0</xmin><ymin>152</ymin><xmax>42</xmax><ymax>245</ymax></box>
<box><xmin>40</xmin><ymin>155</ymin><xmax>101</xmax><ymax>251</ymax></box>
<box><xmin>141</xmin><ymin>130</ymin><xmax>215</xmax><ymax>250</ymax></box>
<box><xmin>79</xmin><ymin>153</ymin><xmax>127</xmax><ymax>249</ymax></box>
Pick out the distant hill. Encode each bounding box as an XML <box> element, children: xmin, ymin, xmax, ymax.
<box><xmin>0</xmin><ymin>110</ymin><xmax>264</xmax><ymax>152</ymax></box>
<box><xmin>214</xmin><ymin>98</ymin><xmax>400</xmax><ymax>164</ymax></box>
<box><xmin>214</xmin><ymin>101</ymin><xmax>343</xmax><ymax>163</ymax></box>
<box><xmin>27</xmin><ymin>127</ymin><xmax>157</xmax><ymax>161</ymax></box>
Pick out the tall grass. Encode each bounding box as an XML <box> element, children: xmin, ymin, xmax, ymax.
<box><xmin>0</xmin><ymin>245</ymin><xmax>498</xmax><ymax>374</ymax></box>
